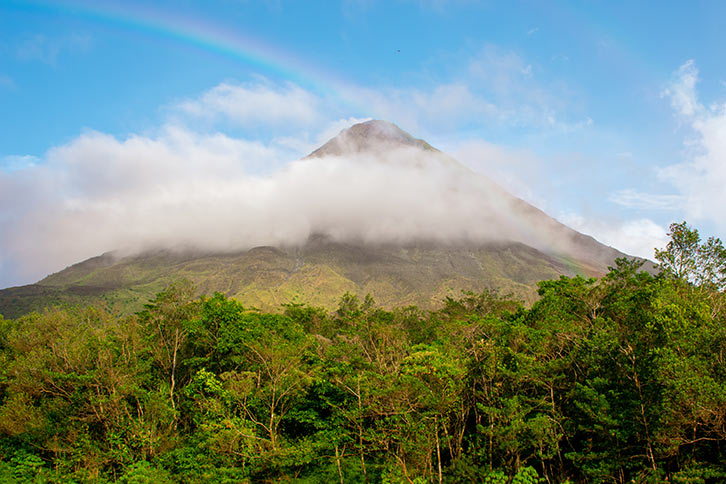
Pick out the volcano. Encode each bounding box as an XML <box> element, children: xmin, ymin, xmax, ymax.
<box><xmin>0</xmin><ymin>121</ymin><xmax>637</xmax><ymax>318</ymax></box>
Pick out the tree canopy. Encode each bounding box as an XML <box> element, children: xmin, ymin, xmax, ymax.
<box><xmin>0</xmin><ymin>222</ymin><xmax>724</xmax><ymax>483</ymax></box>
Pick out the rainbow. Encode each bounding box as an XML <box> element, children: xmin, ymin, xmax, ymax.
<box><xmin>20</xmin><ymin>0</ymin><xmax>355</xmax><ymax>105</ymax></box>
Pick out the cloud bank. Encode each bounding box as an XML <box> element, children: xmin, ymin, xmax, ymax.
<box><xmin>0</xmin><ymin>119</ymin><xmax>539</xmax><ymax>286</ymax></box>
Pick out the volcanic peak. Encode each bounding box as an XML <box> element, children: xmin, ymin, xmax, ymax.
<box><xmin>306</xmin><ymin>120</ymin><xmax>438</xmax><ymax>158</ymax></box>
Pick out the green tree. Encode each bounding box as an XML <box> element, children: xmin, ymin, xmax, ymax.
<box><xmin>656</xmin><ymin>221</ymin><xmax>726</xmax><ymax>291</ymax></box>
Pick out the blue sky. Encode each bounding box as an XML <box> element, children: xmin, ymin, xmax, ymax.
<box><xmin>1</xmin><ymin>0</ymin><xmax>726</xmax><ymax>287</ymax></box>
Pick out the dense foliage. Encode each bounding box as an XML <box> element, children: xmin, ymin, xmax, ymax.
<box><xmin>0</xmin><ymin>222</ymin><xmax>724</xmax><ymax>483</ymax></box>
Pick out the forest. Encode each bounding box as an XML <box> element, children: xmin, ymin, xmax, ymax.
<box><xmin>0</xmin><ymin>222</ymin><xmax>724</xmax><ymax>484</ymax></box>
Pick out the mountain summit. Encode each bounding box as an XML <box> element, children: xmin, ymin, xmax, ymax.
<box><xmin>306</xmin><ymin>120</ymin><xmax>438</xmax><ymax>158</ymax></box>
<box><xmin>0</xmin><ymin>121</ymin><xmax>639</xmax><ymax>318</ymax></box>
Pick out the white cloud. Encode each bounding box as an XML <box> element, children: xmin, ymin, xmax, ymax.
<box><xmin>660</xmin><ymin>60</ymin><xmax>726</xmax><ymax>231</ymax></box>
<box><xmin>559</xmin><ymin>213</ymin><xmax>668</xmax><ymax>260</ymax></box>
<box><xmin>0</xmin><ymin>126</ymin><xmax>285</xmax><ymax>283</ymax></box>
<box><xmin>662</xmin><ymin>60</ymin><xmax>700</xmax><ymax>118</ymax></box>
<box><xmin>176</xmin><ymin>80</ymin><xmax>322</xmax><ymax>127</ymax></box>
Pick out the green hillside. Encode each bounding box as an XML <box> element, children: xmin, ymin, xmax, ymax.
<box><xmin>0</xmin><ymin>238</ymin><xmax>600</xmax><ymax>319</ymax></box>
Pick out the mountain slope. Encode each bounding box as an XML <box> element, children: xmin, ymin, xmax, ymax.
<box><xmin>0</xmin><ymin>120</ymin><xmax>637</xmax><ymax>318</ymax></box>
<box><xmin>0</xmin><ymin>239</ymin><xmax>593</xmax><ymax>318</ymax></box>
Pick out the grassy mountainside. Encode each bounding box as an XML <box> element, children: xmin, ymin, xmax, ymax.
<box><xmin>0</xmin><ymin>237</ymin><xmax>600</xmax><ymax>318</ymax></box>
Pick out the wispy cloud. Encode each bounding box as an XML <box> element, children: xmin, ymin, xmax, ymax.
<box><xmin>16</xmin><ymin>35</ymin><xmax>60</xmax><ymax>64</ymax></box>
<box><xmin>345</xmin><ymin>0</ymin><xmax>478</xmax><ymax>12</ymax></box>
<box><xmin>175</xmin><ymin>80</ymin><xmax>323</xmax><ymax>128</ymax></box>
<box><xmin>343</xmin><ymin>82</ymin><xmax>499</xmax><ymax>134</ymax></box>
<box><xmin>609</xmin><ymin>189</ymin><xmax>683</xmax><ymax>210</ymax></box>
<box><xmin>0</xmin><ymin>75</ymin><xmax>14</xmax><ymax>90</ymax></box>
<box><xmin>660</xmin><ymin>60</ymin><xmax>726</xmax><ymax>232</ymax></box>
<box><xmin>0</xmin><ymin>155</ymin><xmax>40</xmax><ymax>172</ymax></box>
<box><xmin>175</xmin><ymin>44</ymin><xmax>591</xmax><ymax>141</ymax></box>
<box><xmin>661</xmin><ymin>60</ymin><xmax>700</xmax><ymax>117</ymax></box>
<box><xmin>558</xmin><ymin>212</ymin><xmax>667</xmax><ymax>260</ymax></box>
<box><xmin>466</xmin><ymin>45</ymin><xmax>585</xmax><ymax>130</ymax></box>
<box><xmin>340</xmin><ymin>45</ymin><xmax>591</xmax><ymax>136</ymax></box>
<box><xmin>453</xmin><ymin>139</ymin><xmax>546</xmax><ymax>206</ymax></box>
<box><xmin>16</xmin><ymin>33</ymin><xmax>91</xmax><ymax>66</ymax></box>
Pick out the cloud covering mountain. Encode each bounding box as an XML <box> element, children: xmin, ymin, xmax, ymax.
<box><xmin>1</xmin><ymin>120</ymin><xmax>597</xmax><ymax>288</ymax></box>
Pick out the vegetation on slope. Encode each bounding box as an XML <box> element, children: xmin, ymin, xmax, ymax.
<box><xmin>0</xmin><ymin>240</ymin><xmax>590</xmax><ymax>319</ymax></box>
<box><xmin>0</xmin><ymin>222</ymin><xmax>723</xmax><ymax>483</ymax></box>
